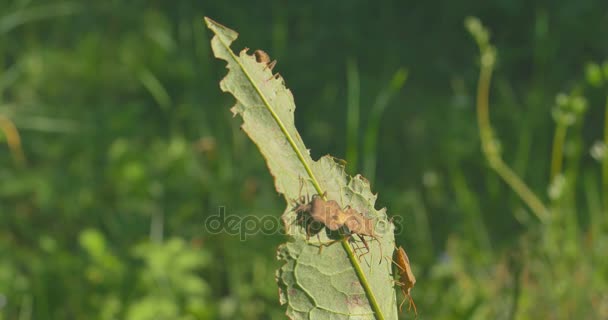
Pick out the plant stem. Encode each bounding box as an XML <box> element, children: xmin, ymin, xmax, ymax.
<box><xmin>0</xmin><ymin>114</ymin><xmax>26</xmax><ymax>166</ymax></box>
<box><xmin>475</xmin><ymin>55</ymin><xmax>549</xmax><ymax>222</ymax></box>
<box><xmin>341</xmin><ymin>239</ymin><xmax>385</xmax><ymax>320</ymax></box>
<box><xmin>492</xmin><ymin>159</ymin><xmax>549</xmax><ymax>221</ymax></box>
<box><xmin>550</xmin><ymin>123</ymin><xmax>567</xmax><ymax>182</ymax></box>
<box><xmin>603</xmin><ymin>95</ymin><xmax>608</xmax><ymax>217</ymax></box>
<box><xmin>346</xmin><ymin>58</ymin><xmax>360</xmax><ymax>173</ymax></box>
<box><xmin>363</xmin><ymin>69</ymin><xmax>407</xmax><ymax>184</ymax></box>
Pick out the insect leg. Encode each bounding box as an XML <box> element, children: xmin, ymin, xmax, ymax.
<box><xmin>316</xmin><ymin>238</ymin><xmax>341</xmax><ymax>254</ymax></box>
<box><xmin>399</xmin><ymin>288</ymin><xmax>407</xmax><ymax>312</ymax></box>
<box><xmin>263</xmin><ymin>60</ymin><xmax>277</xmax><ymax>71</ymax></box>
<box><xmin>374</xmin><ymin>236</ymin><xmax>384</xmax><ymax>265</ymax></box>
<box><xmin>266</xmin><ymin>72</ymin><xmax>281</xmax><ymax>82</ymax></box>
<box><xmin>408</xmin><ymin>293</ymin><xmax>418</xmax><ymax>315</ymax></box>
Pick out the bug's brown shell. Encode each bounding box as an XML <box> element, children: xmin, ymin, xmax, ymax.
<box><xmin>395</xmin><ymin>246</ymin><xmax>416</xmax><ymax>287</ymax></box>
<box><xmin>394</xmin><ymin>246</ymin><xmax>417</xmax><ymax>314</ymax></box>
<box><xmin>343</xmin><ymin>207</ymin><xmax>375</xmax><ymax>237</ymax></box>
<box><xmin>309</xmin><ymin>196</ymin><xmax>344</xmax><ymax>231</ymax></box>
<box><xmin>254</xmin><ymin>50</ymin><xmax>271</xmax><ymax>64</ymax></box>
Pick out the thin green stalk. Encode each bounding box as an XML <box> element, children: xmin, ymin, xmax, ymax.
<box><xmin>0</xmin><ymin>114</ymin><xmax>26</xmax><ymax>166</ymax></box>
<box><xmin>583</xmin><ymin>171</ymin><xmax>602</xmax><ymax>240</ymax></box>
<box><xmin>550</xmin><ymin>123</ymin><xmax>567</xmax><ymax>182</ymax></box>
<box><xmin>341</xmin><ymin>239</ymin><xmax>385</xmax><ymax>320</ymax></box>
<box><xmin>346</xmin><ymin>58</ymin><xmax>360</xmax><ymax>173</ymax></box>
<box><xmin>139</xmin><ymin>68</ymin><xmax>172</xmax><ymax>110</ymax></box>
<box><xmin>475</xmin><ymin>55</ymin><xmax>549</xmax><ymax>222</ymax></box>
<box><xmin>18</xmin><ymin>294</ymin><xmax>33</xmax><ymax>320</ymax></box>
<box><xmin>476</xmin><ymin>66</ymin><xmax>494</xmax><ymax>154</ymax></box>
<box><xmin>492</xmin><ymin>161</ymin><xmax>549</xmax><ymax>221</ymax></box>
<box><xmin>0</xmin><ymin>3</ymin><xmax>82</xmax><ymax>35</ymax></box>
<box><xmin>363</xmin><ymin>68</ymin><xmax>407</xmax><ymax>184</ymax></box>
<box><xmin>603</xmin><ymin>95</ymin><xmax>608</xmax><ymax>216</ymax></box>
<box><xmin>563</xmin><ymin>118</ymin><xmax>586</xmax><ymax>238</ymax></box>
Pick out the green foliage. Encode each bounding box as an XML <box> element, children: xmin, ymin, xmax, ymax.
<box><xmin>127</xmin><ymin>238</ymin><xmax>212</xmax><ymax>320</ymax></box>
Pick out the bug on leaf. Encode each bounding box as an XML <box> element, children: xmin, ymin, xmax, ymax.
<box><xmin>391</xmin><ymin>246</ymin><xmax>417</xmax><ymax>315</ymax></box>
<box><xmin>293</xmin><ymin>191</ymin><xmax>343</xmax><ymax>241</ymax></box>
<box><xmin>254</xmin><ymin>49</ymin><xmax>277</xmax><ymax>71</ymax></box>
<box><xmin>292</xmin><ymin>182</ymin><xmax>381</xmax><ymax>259</ymax></box>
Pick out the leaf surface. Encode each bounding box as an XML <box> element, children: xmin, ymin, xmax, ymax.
<box><xmin>205</xmin><ymin>17</ymin><xmax>397</xmax><ymax>320</ymax></box>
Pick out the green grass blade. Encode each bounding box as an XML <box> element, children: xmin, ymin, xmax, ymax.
<box><xmin>346</xmin><ymin>58</ymin><xmax>361</xmax><ymax>173</ymax></box>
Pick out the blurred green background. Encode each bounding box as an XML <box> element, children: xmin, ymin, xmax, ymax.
<box><xmin>2</xmin><ymin>1</ymin><xmax>608</xmax><ymax>319</ymax></box>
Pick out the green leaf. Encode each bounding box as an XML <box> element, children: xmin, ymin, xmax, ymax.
<box><xmin>205</xmin><ymin>17</ymin><xmax>398</xmax><ymax>320</ymax></box>
<box><xmin>585</xmin><ymin>62</ymin><xmax>604</xmax><ymax>87</ymax></box>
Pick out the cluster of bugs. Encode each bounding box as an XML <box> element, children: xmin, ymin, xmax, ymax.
<box><xmin>292</xmin><ymin>186</ymin><xmax>381</xmax><ymax>260</ymax></box>
<box><xmin>291</xmin><ymin>182</ymin><xmax>416</xmax><ymax>316</ymax></box>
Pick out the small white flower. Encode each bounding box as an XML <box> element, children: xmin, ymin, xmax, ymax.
<box><xmin>590</xmin><ymin>141</ymin><xmax>606</xmax><ymax>161</ymax></box>
<box><xmin>548</xmin><ymin>174</ymin><xmax>566</xmax><ymax>200</ymax></box>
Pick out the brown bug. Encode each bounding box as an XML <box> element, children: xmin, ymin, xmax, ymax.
<box><xmin>309</xmin><ymin>194</ymin><xmax>351</xmax><ymax>231</ymax></box>
<box><xmin>342</xmin><ymin>206</ymin><xmax>382</xmax><ymax>260</ymax></box>
<box><xmin>291</xmin><ymin>180</ymin><xmax>340</xmax><ymax>236</ymax></box>
<box><xmin>293</xmin><ymin>192</ymin><xmax>338</xmax><ymax>239</ymax></box>
<box><xmin>391</xmin><ymin>246</ymin><xmax>417</xmax><ymax>315</ymax></box>
<box><xmin>254</xmin><ymin>49</ymin><xmax>277</xmax><ymax>71</ymax></box>
<box><xmin>292</xmin><ymin>185</ymin><xmax>381</xmax><ymax>259</ymax></box>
